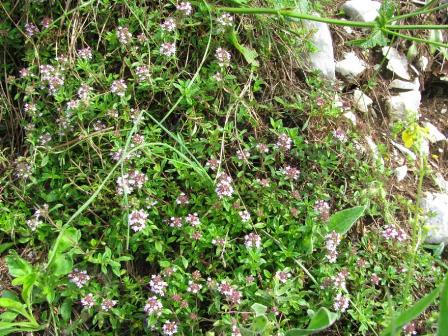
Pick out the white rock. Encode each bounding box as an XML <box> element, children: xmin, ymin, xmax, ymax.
<box><xmin>389</xmin><ymin>78</ymin><xmax>420</xmax><ymax>91</ymax></box>
<box><xmin>343</xmin><ymin>111</ymin><xmax>357</xmax><ymax>125</ymax></box>
<box><xmin>435</xmin><ymin>173</ymin><xmax>448</xmax><ymax>193</ymax></box>
<box><xmin>353</xmin><ymin>89</ymin><xmax>373</xmax><ymax>113</ymax></box>
<box><xmin>420</xmin><ymin>138</ymin><xmax>430</xmax><ymax>156</ymax></box>
<box><xmin>421</xmin><ymin>192</ymin><xmax>448</xmax><ymax>244</ymax></box>
<box><xmin>382</xmin><ymin>47</ymin><xmax>411</xmax><ymax>80</ymax></box>
<box><xmin>395</xmin><ymin>165</ymin><xmax>408</xmax><ymax>182</ymax></box>
<box><xmin>335</xmin><ymin>52</ymin><xmax>366</xmax><ymax>79</ymax></box>
<box><xmin>366</xmin><ymin>136</ymin><xmax>384</xmax><ymax>166</ymax></box>
<box><xmin>418</xmin><ymin>56</ymin><xmax>429</xmax><ymax>72</ymax></box>
<box><xmin>423</xmin><ymin>122</ymin><xmax>446</xmax><ymax>143</ymax></box>
<box><xmin>304</xmin><ymin>20</ymin><xmax>335</xmax><ymax>80</ymax></box>
<box><xmin>342</xmin><ymin>0</ymin><xmax>381</xmax><ymax>22</ymax></box>
<box><xmin>391</xmin><ymin>140</ymin><xmax>417</xmax><ymax>161</ymax></box>
<box><xmin>386</xmin><ymin>90</ymin><xmax>421</xmax><ymax>121</ymax></box>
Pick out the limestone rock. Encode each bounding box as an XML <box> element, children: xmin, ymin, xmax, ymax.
<box><xmin>389</xmin><ymin>78</ymin><xmax>420</xmax><ymax>91</ymax></box>
<box><xmin>304</xmin><ymin>20</ymin><xmax>335</xmax><ymax>80</ymax></box>
<box><xmin>342</xmin><ymin>0</ymin><xmax>381</xmax><ymax>22</ymax></box>
<box><xmin>382</xmin><ymin>47</ymin><xmax>411</xmax><ymax>80</ymax></box>
<box><xmin>353</xmin><ymin>89</ymin><xmax>373</xmax><ymax>113</ymax></box>
<box><xmin>335</xmin><ymin>52</ymin><xmax>366</xmax><ymax>79</ymax></box>
<box><xmin>386</xmin><ymin>90</ymin><xmax>421</xmax><ymax>121</ymax></box>
<box><xmin>423</xmin><ymin>122</ymin><xmax>446</xmax><ymax>143</ymax></box>
<box><xmin>421</xmin><ymin>192</ymin><xmax>448</xmax><ymax>244</ymax></box>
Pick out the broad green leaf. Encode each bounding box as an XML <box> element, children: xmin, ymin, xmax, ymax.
<box><xmin>285</xmin><ymin>307</ymin><xmax>338</xmax><ymax>335</ymax></box>
<box><xmin>60</xmin><ymin>299</ymin><xmax>73</xmax><ymax>321</ymax></box>
<box><xmin>49</xmin><ymin>254</ymin><xmax>73</xmax><ymax>277</ymax></box>
<box><xmin>228</xmin><ymin>30</ymin><xmax>259</xmax><ymax>68</ymax></box>
<box><xmin>381</xmin><ymin>287</ymin><xmax>440</xmax><ymax>336</ymax></box>
<box><xmin>326</xmin><ymin>206</ymin><xmax>366</xmax><ymax>234</ymax></box>
<box><xmin>5</xmin><ymin>254</ymin><xmax>33</xmax><ymax>278</ymax></box>
<box><xmin>251</xmin><ymin>315</ymin><xmax>268</xmax><ymax>332</ymax></box>
<box><xmin>251</xmin><ymin>303</ymin><xmax>268</xmax><ymax>317</ymax></box>
<box><xmin>47</xmin><ymin>226</ymin><xmax>80</xmax><ymax>268</ymax></box>
<box><xmin>437</xmin><ymin>274</ymin><xmax>448</xmax><ymax>335</ymax></box>
<box><xmin>0</xmin><ymin>299</ymin><xmax>28</xmax><ymax>318</ymax></box>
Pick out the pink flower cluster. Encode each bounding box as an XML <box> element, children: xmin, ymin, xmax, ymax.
<box><xmin>144</xmin><ymin>296</ymin><xmax>163</xmax><ymax>316</ymax></box>
<box><xmin>162</xmin><ymin>320</ymin><xmax>178</xmax><ymax>335</ymax></box>
<box><xmin>128</xmin><ymin>209</ymin><xmax>148</xmax><ymax>232</ymax></box>
<box><xmin>325</xmin><ymin>231</ymin><xmax>341</xmax><ymax>263</ymax></box>
<box><xmin>244</xmin><ymin>232</ymin><xmax>261</xmax><ymax>249</ymax></box>
<box><xmin>281</xmin><ymin>165</ymin><xmax>300</xmax><ymax>180</ymax></box>
<box><xmin>68</xmin><ymin>269</ymin><xmax>90</xmax><ymax>288</ymax></box>
<box><xmin>275</xmin><ymin>271</ymin><xmax>291</xmax><ymax>284</ymax></box>
<box><xmin>116</xmin><ymin>170</ymin><xmax>147</xmax><ymax>194</ymax></box>
<box><xmin>382</xmin><ymin>225</ymin><xmax>408</xmax><ymax>242</ymax></box>
<box><xmin>40</xmin><ymin>64</ymin><xmax>64</xmax><ymax>93</ymax></box>
<box><xmin>275</xmin><ymin>134</ymin><xmax>292</xmax><ymax>151</ymax></box>
<box><xmin>333</xmin><ymin>293</ymin><xmax>349</xmax><ymax>312</ymax></box>
<box><xmin>218</xmin><ymin>281</ymin><xmax>242</xmax><ymax>305</ymax></box>
<box><xmin>150</xmin><ymin>274</ymin><xmax>168</xmax><ymax>296</ymax></box>
<box><xmin>215</xmin><ymin>172</ymin><xmax>234</xmax><ymax>198</ymax></box>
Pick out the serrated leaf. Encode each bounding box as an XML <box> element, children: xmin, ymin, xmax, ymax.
<box><xmin>326</xmin><ymin>206</ymin><xmax>366</xmax><ymax>234</ymax></box>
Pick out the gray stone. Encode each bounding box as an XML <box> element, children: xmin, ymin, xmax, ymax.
<box><xmin>342</xmin><ymin>0</ymin><xmax>381</xmax><ymax>22</ymax></box>
<box><xmin>353</xmin><ymin>89</ymin><xmax>373</xmax><ymax>113</ymax></box>
<box><xmin>304</xmin><ymin>20</ymin><xmax>335</xmax><ymax>80</ymax></box>
<box><xmin>386</xmin><ymin>90</ymin><xmax>421</xmax><ymax>121</ymax></box>
<box><xmin>335</xmin><ymin>52</ymin><xmax>366</xmax><ymax>79</ymax></box>
<box><xmin>389</xmin><ymin>78</ymin><xmax>420</xmax><ymax>91</ymax></box>
<box><xmin>423</xmin><ymin>122</ymin><xmax>446</xmax><ymax>143</ymax></box>
<box><xmin>421</xmin><ymin>192</ymin><xmax>448</xmax><ymax>244</ymax></box>
<box><xmin>382</xmin><ymin>47</ymin><xmax>411</xmax><ymax>80</ymax></box>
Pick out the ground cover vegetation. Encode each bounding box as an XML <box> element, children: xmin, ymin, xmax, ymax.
<box><xmin>0</xmin><ymin>0</ymin><xmax>447</xmax><ymax>335</ymax></box>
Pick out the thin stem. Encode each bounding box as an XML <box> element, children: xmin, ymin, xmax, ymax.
<box><xmin>217</xmin><ymin>6</ymin><xmax>376</xmax><ymax>28</ymax></box>
<box><xmin>385</xmin><ymin>24</ymin><xmax>448</xmax><ymax>30</ymax></box>
<box><xmin>389</xmin><ymin>2</ymin><xmax>448</xmax><ymax>22</ymax></box>
<box><xmin>383</xmin><ymin>29</ymin><xmax>448</xmax><ymax>49</ymax></box>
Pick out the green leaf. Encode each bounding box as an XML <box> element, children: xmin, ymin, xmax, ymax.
<box><xmin>251</xmin><ymin>303</ymin><xmax>268</xmax><ymax>317</ymax></box>
<box><xmin>228</xmin><ymin>30</ymin><xmax>259</xmax><ymax>67</ymax></box>
<box><xmin>285</xmin><ymin>307</ymin><xmax>338</xmax><ymax>335</ymax></box>
<box><xmin>381</xmin><ymin>287</ymin><xmax>440</xmax><ymax>336</ymax></box>
<box><xmin>0</xmin><ymin>299</ymin><xmax>28</xmax><ymax>318</ymax></box>
<box><xmin>326</xmin><ymin>206</ymin><xmax>366</xmax><ymax>234</ymax></box>
<box><xmin>437</xmin><ymin>274</ymin><xmax>448</xmax><ymax>335</ymax></box>
<box><xmin>60</xmin><ymin>299</ymin><xmax>73</xmax><ymax>321</ymax></box>
<box><xmin>47</xmin><ymin>226</ymin><xmax>80</xmax><ymax>269</ymax></box>
<box><xmin>49</xmin><ymin>253</ymin><xmax>73</xmax><ymax>277</ymax></box>
<box><xmin>6</xmin><ymin>254</ymin><xmax>33</xmax><ymax>278</ymax></box>
<box><xmin>251</xmin><ymin>315</ymin><xmax>268</xmax><ymax>332</ymax></box>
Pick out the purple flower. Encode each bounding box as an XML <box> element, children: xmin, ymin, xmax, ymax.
<box><xmin>215</xmin><ymin>47</ymin><xmax>231</xmax><ymax>67</ymax></box>
<box><xmin>281</xmin><ymin>165</ymin><xmax>300</xmax><ymax>180</ymax></box>
<box><xmin>101</xmin><ymin>299</ymin><xmax>117</xmax><ymax>311</ymax></box>
<box><xmin>111</xmin><ymin>79</ymin><xmax>127</xmax><ymax>96</ymax></box>
<box><xmin>275</xmin><ymin>134</ymin><xmax>292</xmax><ymax>151</ymax></box>
<box><xmin>275</xmin><ymin>271</ymin><xmax>291</xmax><ymax>284</ymax></box>
<box><xmin>144</xmin><ymin>296</ymin><xmax>163</xmax><ymax>316</ymax></box>
<box><xmin>162</xmin><ymin>321</ymin><xmax>178</xmax><ymax>335</ymax></box>
<box><xmin>81</xmin><ymin>293</ymin><xmax>95</xmax><ymax>308</ymax></box>
<box><xmin>176</xmin><ymin>2</ymin><xmax>193</xmax><ymax>15</ymax></box>
<box><xmin>333</xmin><ymin>293</ymin><xmax>349</xmax><ymax>312</ymax></box>
<box><xmin>160</xmin><ymin>42</ymin><xmax>176</xmax><ymax>57</ymax></box>
<box><xmin>68</xmin><ymin>269</ymin><xmax>90</xmax><ymax>288</ymax></box>
<box><xmin>215</xmin><ymin>172</ymin><xmax>234</xmax><ymax>198</ymax></box>
<box><xmin>25</xmin><ymin>23</ymin><xmax>39</xmax><ymax>36</ymax></box>
<box><xmin>244</xmin><ymin>232</ymin><xmax>261</xmax><ymax>249</ymax></box>
<box><xmin>185</xmin><ymin>213</ymin><xmax>200</xmax><ymax>227</ymax></box>
<box><xmin>161</xmin><ymin>18</ymin><xmax>176</xmax><ymax>31</ymax></box>
<box><xmin>117</xmin><ymin>26</ymin><xmax>132</xmax><ymax>44</ymax></box>
<box><xmin>150</xmin><ymin>274</ymin><xmax>168</xmax><ymax>296</ymax></box>
<box><xmin>128</xmin><ymin>209</ymin><xmax>148</xmax><ymax>232</ymax></box>
<box><xmin>217</xmin><ymin>13</ymin><xmax>234</xmax><ymax>27</ymax></box>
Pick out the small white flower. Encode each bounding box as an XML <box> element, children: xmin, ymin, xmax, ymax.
<box><xmin>215</xmin><ymin>47</ymin><xmax>231</xmax><ymax>67</ymax></box>
<box><xmin>217</xmin><ymin>13</ymin><xmax>234</xmax><ymax>27</ymax></box>
<box><xmin>161</xmin><ymin>18</ymin><xmax>176</xmax><ymax>32</ymax></box>
<box><xmin>239</xmin><ymin>210</ymin><xmax>250</xmax><ymax>222</ymax></box>
<box><xmin>160</xmin><ymin>42</ymin><xmax>176</xmax><ymax>57</ymax></box>
<box><xmin>176</xmin><ymin>2</ymin><xmax>193</xmax><ymax>16</ymax></box>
